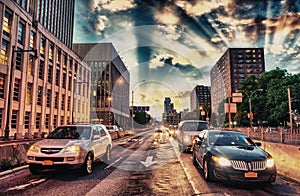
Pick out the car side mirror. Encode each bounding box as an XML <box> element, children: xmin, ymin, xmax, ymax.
<box><xmin>255</xmin><ymin>142</ymin><xmax>262</xmax><ymax>147</ymax></box>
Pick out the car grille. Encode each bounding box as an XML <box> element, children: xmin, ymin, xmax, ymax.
<box><xmin>231</xmin><ymin>160</ymin><xmax>266</xmax><ymax>171</ymax></box>
<box><xmin>41</xmin><ymin>148</ymin><xmax>62</xmax><ymax>154</ymax></box>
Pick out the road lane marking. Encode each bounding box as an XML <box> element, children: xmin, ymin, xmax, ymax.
<box><xmin>105</xmin><ymin>156</ymin><xmax>123</xmax><ymax>169</ymax></box>
<box><xmin>6</xmin><ymin>178</ymin><xmax>46</xmax><ymax>191</ymax></box>
<box><xmin>140</xmin><ymin>156</ymin><xmax>157</xmax><ymax>167</ymax></box>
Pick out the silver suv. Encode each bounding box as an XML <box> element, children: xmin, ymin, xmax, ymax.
<box><xmin>26</xmin><ymin>124</ymin><xmax>112</xmax><ymax>175</ymax></box>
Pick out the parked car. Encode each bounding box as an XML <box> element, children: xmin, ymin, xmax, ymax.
<box><xmin>26</xmin><ymin>124</ymin><xmax>112</xmax><ymax>175</ymax></box>
<box><xmin>192</xmin><ymin>129</ymin><xmax>277</xmax><ymax>184</ymax></box>
<box><xmin>177</xmin><ymin>120</ymin><xmax>209</xmax><ymax>152</ymax></box>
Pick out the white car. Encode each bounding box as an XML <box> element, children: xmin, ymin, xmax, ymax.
<box><xmin>26</xmin><ymin>124</ymin><xmax>112</xmax><ymax>175</ymax></box>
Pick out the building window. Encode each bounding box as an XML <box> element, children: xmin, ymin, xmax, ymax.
<box><xmin>61</xmin><ymin>94</ymin><xmax>65</xmax><ymax>110</ymax></box>
<box><xmin>45</xmin><ymin>114</ymin><xmax>50</xmax><ymax>129</ymax></box>
<box><xmin>0</xmin><ymin>108</ymin><xmax>2</xmax><ymax>128</ymax></box>
<box><xmin>53</xmin><ymin>115</ymin><xmax>57</xmax><ymax>129</ymax></box>
<box><xmin>26</xmin><ymin>83</ymin><xmax>32</xmax><ymax>104</ymax></box>
<box><xmin>61</xmin><ymin>116</ymin><xmax>64</xmax><ymax>125</ymax></box>
<box><xmin>40</xmin><ymin>37</ymin><xmax>45</xmax><ymax>58</ymax></box>
<box><xmin>18</xmin><ymin>22</ymin><xmax>25</xmax><ymax>45</ymax></box>
<box><xmin>1</xmin><ymin>39</ymin><xmax>9</xmax><ymax>64</ymax></box>
<box><xmin>62</xmin><ymin>73</ymin><xmax>66</xmax><ymax>88</ymax></box>
<box><xmin>28</xmin><ymin>55</ymin><xmax>34</xmax><ymax>75</ymax></box>
<box><xmin>39</xmin><ymin>60</ymin><xmax>44</xmax><ymax>79</ymax></box>
<box><xmin>48</xmin><ymin>65</ymin><xmax>53</xmax><ymax>83</ymax></box>
<box><xmin>13</xmin><ymin>79</ymin><xmax>20</xmax><ymax>101</ymax></box>
<box><xmin>77</xmin><ymin>100</ymin><xmax>80</xmax><ymax>113</ymax></box>
<box><xmin>46</xmin><ymin>89</ymin><xmax>51</xmax><ymax>107</ymax></box>
<box><xmin>37</xmin><ymin>86</ymin><xmax>43</xmax><ymax>105</ymax></box>
<box><xmin>57</xmin><ymin>50</ymin><xmax>61</xmax><ymax>64</ymax></box>
<box><xmin>67</xmin><ymin>96</ymin><xmax>71</xmax><ymax>111</ymax></box>
<box><xmin>68</xmin><ymin>75</ymin><xmax>72</xmax><ymax>90</ymax></box>
<box><xmin>36</xmin><ymin>113</ymin><xmax>40</xmax><ymax>129</ymax></box>
<box><xmin>0</xmin><ymin>74</ymin><xmax>5</xmax><ymax>98</ymax></box>
<box><xmin>22</xmin><ymin>0</ymin><xmax>28</xmax><ymax>9</ymax></box>
<box><xmin>11</xmin><ymin>110</ymin><xmax>18</xmax><ymax>129</ymax></box>
<box><xmin>3</xmin><ymin>11</ymin><xmax>11</xmax><ymax>37</ymax></box>
<box><xmin>56</xmin><ymin>69</ymin><xmax>60</xmax><ymax>86</ymax></box>
<box><xmin>30</xmin><ymin>31</ymin><xmax>35</xmax><ymax>50</ymax></box>
<box><xmin>15</xmin><ymin>50</ymin><xmax>22</xmax><ymax>70</ymax></box>
<box><xmin>49</xmin><ymin>44</ymin><xmax>54</xmax><ymax>62</ymax></box>
<box><xmin>54</xmin><ymin>92</ymin><xmax>59</xmax><ymax>108</ymax></box>
<box><xmin>25</xmin><ymin>111</ymin><xmax>30</xmax><ymax>129</ymax></box>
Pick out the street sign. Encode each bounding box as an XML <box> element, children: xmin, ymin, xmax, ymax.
<box><xmin>224</xmin><ymin>103</ymin><xmax>237</xmax><ymax>113</ymax></box>
<box><xmin>232</xmin><ymin>92</ymin><xmax>243</xmax><ymax>103</ymax></box>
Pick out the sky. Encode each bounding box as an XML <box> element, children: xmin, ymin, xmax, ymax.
<box><xmin>73</xmin><ymin>0</ymin><xmax>300</xmax><ymax>120</ymax></box>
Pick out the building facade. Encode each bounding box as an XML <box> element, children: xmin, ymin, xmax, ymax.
<box><xmin>73</xmin><ymin>43</ymin><xmax>130</xmax><ymax>129</ymax></box>
<box><xmin>0</xmin><ymin>0</ymin><xmax>90</xmax><ymax>138</ymax></box>
<box><xmin>162</xmin><ymin>97</ymin><xmax>181</xmax><ymax>125</ymax></box>
<box><xmin>210</xmin><ymin>48</ymin><xmax>265</xmax><ymax>123</ymax></box>
<box><xmin>190</xmin><ymin>85</ymin><xmax>211</xmax><ymax>113</ymax></box>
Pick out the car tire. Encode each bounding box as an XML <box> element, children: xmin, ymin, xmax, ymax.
<box><xmin>29</xmin><ymin>165</ymin><xmax>41</xmax><ymax>175</ymax></box>
<box><xmin>203</xmin><ymin>159</ymin><xmax>214</xmax><ymax>182</ymax></box>
<box><xmin>81</xmin><ymin>152</ymin><xmax>93</xmax><ymax>175</ymax></box>
<box><xmin>103</xmin><ymin>146</ymin><xmax>111</xmax><ymax>163</ymax></box>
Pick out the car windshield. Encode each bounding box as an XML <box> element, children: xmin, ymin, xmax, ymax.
<box><xmin>184</xmin><ymin>122</ymin><xmax>209</xmax><ymax>131</ymax></box>
<box><xmin>209</xmin><ymin>132</ymin><xmax>255</xmax><ymax>146</ymax></box>
<box><xmin>47</xmin><ymin>126</ymin><xmax>92</xmax><ymax>140</ymax></box>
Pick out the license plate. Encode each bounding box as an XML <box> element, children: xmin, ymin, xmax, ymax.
<box><xmin>42</xmin><ymin>160</ymin><xmax>53</xmax><ymax>165</ymax></box>
<box><xmin>244</xmin><ymin>171</ymin><xmax>258</xmax><ymax>178</ymax></box>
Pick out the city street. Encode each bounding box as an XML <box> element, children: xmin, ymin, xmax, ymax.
<box><xmin>0</xmin><ymin>129</ymin><xmax>299</xmax><ymax>196</ymax></box>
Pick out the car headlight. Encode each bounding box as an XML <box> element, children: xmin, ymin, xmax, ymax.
<box><xmin>28</xmin><ymin>145</ymin><xmax>40</xmax><ymax>153</ymax></box>
<box><xmin>183</xmin><ymin>135</ymin><xmax>191</xmax><ymax>144</ymax></box>
<box><xmin>266</xmin><ymin>158</ymin><xmax>275</xmax><ymax>168</ymax></box>
<box><xmin>63</xmin><ymin>145</ymin><xmax>81</xmax><ymax>153</ymax></box>
<box><xmin>212</xmin><ymin>156</ymin><xmax>231</xmax><ymax>167</ymax></box>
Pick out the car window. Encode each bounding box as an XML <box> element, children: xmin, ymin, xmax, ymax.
<box><xmin>211</xmin><ymin>132</ymin><xmax>254</xmax><ymax>146</ymax></box>
<box><xmin>92</xmin><ymin>127</ymin><xmax>100</xmax><ymax>140</ymax></box>
<box><xmin>100</xmin><ymin>128</ymin><xmax>107</xmax><ymax>137</ymax></box>
<box><xmin>184</xmin><ymin>122</ymin><xmax>209</xmax><ymax>131</ymax></box>
<box><xmin>48</xmin><ymin>127</ymin><xmax>83</xmax><ymax>139</ymax></box>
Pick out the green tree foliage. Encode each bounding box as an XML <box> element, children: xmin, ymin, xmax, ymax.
<box><xmin>237</xmin><ymin>68</ymin><xmax>300</xmax><ymax>127</ymax></box>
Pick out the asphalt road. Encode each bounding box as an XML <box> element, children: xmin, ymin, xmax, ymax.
<box><xmin>0</xmin><ymin>130</ymin><xmax>299</xmax><ymax>195</ymax></box>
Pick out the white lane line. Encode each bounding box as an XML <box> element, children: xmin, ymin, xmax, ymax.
<box><xmin>6</xmin><ymin>178</ymin><xmax>46</xmax><ymax>191</ymax></box>
<box><xmin>105</xmin><ymin>156</ymin><xmax>123</xmax><ymax>169</ymax></box>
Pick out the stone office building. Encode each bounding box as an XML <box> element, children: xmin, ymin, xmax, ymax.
<box><xmin>0</xmin><ymin>0</ymin><xmax>90</xmax><ymax>138</ymax></box>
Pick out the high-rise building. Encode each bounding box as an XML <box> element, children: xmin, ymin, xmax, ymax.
<box><xmin>190</xmin><ymin>85</ymin><xmax>211</xmax><ymax>112</ymax></box>
<box><xmin>210</xmin><ymin>48</ymin><xmax>265</xmax><ymax>119</ymax></box>
<box><xmin>73</xmin><ymin>43</ymin><xmax>130</xmax><ymax>128</ymax></box>
<box><xmin>0</xmin><ymin>0</ymin><xmax>90</xmax><ymax>139</ymax></box>
<box><xmin>162</xmin><ymin>97</ymin><xmax>180</xmax><ymax>125</ymax></box>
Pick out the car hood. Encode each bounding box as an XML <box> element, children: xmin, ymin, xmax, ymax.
<box><xmin>211</xmin><ymin>145</ymin><xmax>269</xmax><ymax>161</ymax></box>
<box><xmin>183</xmin><ymin>131</ymin><xmax>201</xmax><ymax>136</ymax></box>
<box><xmin>33</xmin><ymin>139</ymin><xmax>88</xmax><ymax>148</ymax></box>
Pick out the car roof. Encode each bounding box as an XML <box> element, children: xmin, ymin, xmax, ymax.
<box><xmin>204</xmin><ymin>129</ymin><xmax>244</xmax><ymax>134</ymax></box>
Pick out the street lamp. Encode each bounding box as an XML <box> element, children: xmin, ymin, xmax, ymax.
<box><xmin>244</xmin><ymin>89</ymin><xmax>263</xmax><ymax>131</ymax></box>
<box><xmin>4</xmin><ymin>46</ymin><xmax>37</xmax><ymax>140</ymax></box>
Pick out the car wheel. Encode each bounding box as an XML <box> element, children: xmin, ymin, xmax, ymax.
<box><xmin>29</xmin><ymin>165</ymin><xmax>41</xmax><ymax>175</ymax></box>
<box><xmin>103</xmin><ymin>146</ymin><xmax>111</xmax><ymax>163</ymax></box>
<box><xmin>81</xmin><ymin>152</ymin><xmax>93</xmax><ymax>175</ymax></box>
<box><xmin>203</xmin><ymin>159</ymin><xmax>214</xmax><ymax>182</ymax></box>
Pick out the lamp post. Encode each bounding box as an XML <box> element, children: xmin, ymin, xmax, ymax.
<box><xmin>244</xmin><ymin>89</ymin><xmax>263</xmax><ymax>131</ymax></box>
<box><xmin>4</xmin><ymin>46</ymin><xmax>37</xmax><ymax>140</ymax></box>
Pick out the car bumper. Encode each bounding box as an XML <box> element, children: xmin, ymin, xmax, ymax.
<box><xmin>211</xmin><ymin>163</ymin><xmax>276</xmax><ymax>183</ymax></box>
<box><xmin>26</xmin><ymin>152</ymin><xmax>86</xmax><ymax>170</ymax></box>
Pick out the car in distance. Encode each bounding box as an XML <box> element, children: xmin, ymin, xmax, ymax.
<box><xmin>153</xmin><ymin>128</ymin><xmax>169</xmax><ymax>143</ymax></box>
<box><xmin>192</xmin><ymin>129</ymin><xmax>277</xmax><ymax>184</ymax></box>
<box><xmin>26</xmin><ymin>124</ymin><xmax>112</xmax><ymax>175</ymax></box>
<box><xmin>177</xmin><ymin>120</ymin><xmax>209</xmax><ymax>152</ymax></box>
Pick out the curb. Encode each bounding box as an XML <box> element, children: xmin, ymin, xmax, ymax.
<box><xmin>0</xmin><ymin>165</ymin><xmax>28</xmax><ymax>178</ymax></box>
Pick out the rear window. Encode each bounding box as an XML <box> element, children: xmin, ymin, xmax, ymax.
<box><xmin>48</xmin><ymin>126</ymin><xmax>91</xmax><ymax>140</ymax></box>
<box><xmin>183</xmin><ymin>122</ymin><xmax>209</xmax><ymax>131</ymax></box>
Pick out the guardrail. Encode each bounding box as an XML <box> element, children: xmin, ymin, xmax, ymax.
<box><xmin>233</xmin><ymin>127</ymin><xmax>300</xmax><ymax>145</ymax></box>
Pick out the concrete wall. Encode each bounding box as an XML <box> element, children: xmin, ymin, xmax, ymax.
<box><xmin>260</xmin><ymin>141</ymin><xmax>300</xmax><ymax>182</ymax></box>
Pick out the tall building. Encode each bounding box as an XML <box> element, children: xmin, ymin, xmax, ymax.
<box><xmin>190</xmin><ymin>85</ymin><xmax>211</xmax><ymax>112</ymax></box>
<box><xmin>0</xmin><ymin>0</ymin><xmax>90</xmax><ymax>139</ymax></box>
<box><xmin>162</xmin><ymin>97</ymin><xmax>180</xmax><ymax>125</ymax></box>
<box><xmin>73</xmin><ymin>43</ymin><xmax>130</xmax><ymax>129</ymax></box>
<box><xmin>210</xmin><ymin>48</ymin><xmax>265</xmax><ymax>119</ymax></box>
